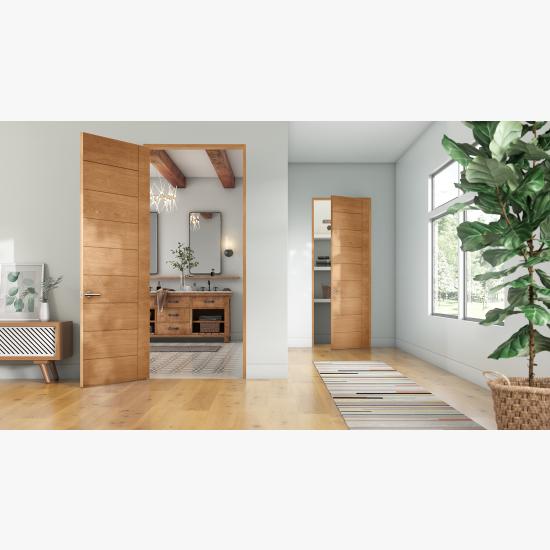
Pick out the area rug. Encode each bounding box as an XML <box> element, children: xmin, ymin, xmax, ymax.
<box><xmin>150</xmin><ymin>342</ymin><xmax>242</xmax><ymax>379</ymax></box>
<box><xmin>314</xmin><ymin>361</ymin><xmax>483</xmax><ymax>430</ymax></box>
<box><xmin>150</xmin><ymin>344</ymin><xmax>221</xmax><ymax>353</ymax></box>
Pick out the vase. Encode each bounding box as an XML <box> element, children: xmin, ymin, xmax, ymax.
<box><xmin>39</xmin><ymin>301</ymin><xmax>50</xmax><ymax>322</ymax></box>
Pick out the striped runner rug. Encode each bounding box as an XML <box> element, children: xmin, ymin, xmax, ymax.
<box><xmin>314</xmin><ymin>361</ymin><xmax>483</xmax><ymax>430</ymax></box>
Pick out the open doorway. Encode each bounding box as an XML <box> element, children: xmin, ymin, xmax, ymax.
<box><xmin>145</xmin><ymin>144</ymin><xmax>246</xmax><ymax>379</ymax></box>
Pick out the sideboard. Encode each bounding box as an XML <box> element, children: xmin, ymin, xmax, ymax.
<box><xmin>0</xmin><ymin>321</ymin><xmax>73</xmax><ymax>383</ymax></box>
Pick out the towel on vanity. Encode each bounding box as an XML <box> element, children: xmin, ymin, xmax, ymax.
<box><xmin>156</xmin><ymin>289</ymin><xmax>169</xmax><ymax>312</ymax></box>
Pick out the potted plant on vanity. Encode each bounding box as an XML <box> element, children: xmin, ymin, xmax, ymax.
<box><xmin>442</xmin><ymin>121</ymin><xmax>550</xmax><ymax>429</ymax></box>
<box><xmin>167</xmin><ymin>243</ymin><xmax>199</xmax><ymax>291</ymax></box>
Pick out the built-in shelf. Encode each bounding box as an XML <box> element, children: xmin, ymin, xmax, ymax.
<box><xmin>314</xmin><ymin>298</ymin><xmax>331</xmax><ymax>303</ymax></box>
<box><xmin>314</xmin><ymin>266</ymin><xmax>331</xmax><ymax>271</ymax></box>
<box><xmin>150</xmin><ymin>274</ymin><xmax>241</xmax><ymax>281</ymax></box>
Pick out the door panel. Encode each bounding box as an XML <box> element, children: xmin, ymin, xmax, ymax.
<box><xmin>83</xmin><ymin>303</ymin><xmax>138</xmax><ymax>332</ymax></box>
<box><xmin>81</xmin><ymin>133</ymin><xmax>150</xmax><ymax>386</ymax></box>
<box><xmin>83</xmin><ymin>161</ymin><xmax>139</xmax><ymax>197</ymax></box>
<box><xmin>331</xmin><ymin>196</ymin><xmax>371</xmax><ymax>350</ymax></box>
<box><xmin>83</xmin><ymin>218</ymin><xmax>138</xmax><ymax>250</ymax></box>
<box><xmin>83</xmin><ymin>189</ymin><xmax>138</xmax><ymax>223</ymax></box>
<box><xmin>82</xmin><ymin>276</ymin><xmax>137</xmax><ymax>303</ymax></box>
<box><xmin>83</xmin><ymin>247</ymin><xmax>138</xmax><ymax>276</ymax></box>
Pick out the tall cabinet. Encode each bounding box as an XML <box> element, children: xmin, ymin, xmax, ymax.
<box><xmin>312</xmin><ymin>196</ymin><xmax>371</xmax><ymax>349</ymax></box>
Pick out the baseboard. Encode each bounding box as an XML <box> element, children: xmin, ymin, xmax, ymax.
<box><xmin>371</xmin><ymin>337</ymin><xmax>395</xmax><ymax>347</ymax></box>
<box><xmin>246</xmin><ymin>362</ymin><xmax>288</xmax><ymax>379</ymax></box>
<box><xmin>288</xmin><ymin>337</ymin><xmax>312</xmax><ymax>348</ymax></box>
<box><xmin>0</xmin><ymin>362</ymin><xmax>80</xmax><ymax>380</ymax></box>
<box><xmin>395</xmin><ymin>338</ymin><xmax>486</xmax><ymax>387</ymax></box>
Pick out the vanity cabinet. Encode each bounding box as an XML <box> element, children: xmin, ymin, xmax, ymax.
<box><xmin>150</xmin><ymin>291</ymin><xmax>231</xmax><ymax>342</ymax></box>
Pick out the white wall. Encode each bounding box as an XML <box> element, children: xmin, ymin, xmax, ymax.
<box><xmin>0</xmin><ymin>122</ymin><xmax>288</xmax><ymax>379</ymax></box>
<box><xmin>395</xmin><ymin>121</ymin><xmax>550</xmax><ymax>386</ymax></box>
<box><xmin>153</xmin><ymin>176</ymin><xmax>243</xmax><ymax>341</ymax></box>
<box><xmin>288</xmin><ymin>163</ymin><xmax>396</xmax><ymax>347</ymax></box>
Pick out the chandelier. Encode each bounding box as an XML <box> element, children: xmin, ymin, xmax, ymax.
<box><xmin>150</xmin><ymin>179</ymin><xmax>177</xmax><ymax>213</ymax></box>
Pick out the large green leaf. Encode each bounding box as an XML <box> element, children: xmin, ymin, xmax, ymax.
<box><xmin>541</xmin><ymin>216</ymin><xmax>550</xmax><ymax>243</ymax></box>
<box><xmin>508</xmin><ymin>286</ymin><xmax>531</xmax><ymax>307</ymax></box>
<box><xmin>474</xmin><ymin>263</ymin><xmax>521</xmax><ymax>282</ymax></box>
<box><xmin>519</xmin><ymin>304</ymin><xmax>550</xmax><ymax>325</ymax></box>
<box><xmin>467</xmin><ymin>122</ymin><xmax>499</xmax><ymax>150</ymax></box>
<box><xmin>482</xmin><ymin>248</ymin><xmax>518</xmax><ymax>266</ymax></box>
<box><xmin>457</xmin><ymin>221</ymin><xmax>497</xmax><ymax>251</ymax></box>
<box><xmin>523</xmin><ymin>249</ymin><xmax>550</xmax><ymax>267</ymax></box>
<box><xmin>535</xmin><ymin>331</ymin><xmax>550</xmax><ymax>352</ymax></box>
<box><xmin>13</xmin><ymin>298</ymin><xmax>24</xmax><ymax>312</ymax></box>
<box><xmin>508</xmin><ymin>141</ymin><xmax>550</xmax><ymax>161</ymax></box>
<box><xmin>519</xmin><ymin>165</ymin><xmax>545</xmax><ymax>195</ymax></box>
<box><xmin>5</xmin><ymin>295</ymin><xmax>15</xmax><ymax>306</ymax></box>
<box><xmin>466</xmin><ymin>156</ymin><xmax>515</xmax><ymax>188</ymax></box>
<box><xmin>473</xmin><ymin>193</ymin><xmax>503</xmax><ymax>215</ymax></box>
<box><xmin>530</xmin><ymin>192</ymin><xmax>550</xmax><ymax>225</ymax></box>
<box><xmin>7</xmin><ymin>272</ymin><xmax>20</xmax><ymax>283</ymax></box>
<box><xmin>442</xmin><ymin>135</ymin><xmax>476</xmax><ymax>167</ymax></box>
<box><xmin>489</xmin><ymin>325</ymin><xmax>530</xmax><ymax>359</ymax></box>
<box><xmin>489</xmin><ymin>121</ymin><xmax>522</xmax><ymax>161</ymax></box>
<box><xmin>490</xmin><ymin>274</ymin><xmax>531</xmax><ymax>293</ymax></box>
<box><xmin>536</xmin><ymin>269</ymin><xmax>550</xmax><ymax>289</ymax></box>
<box><xmin>7</xmin><ymin>287</ymin><xmax>18</xmax><ymax>297</ymax></box>
<box><xmin>537</xmin><ymin>131</ymin><xmax>550</xmax><ymax>151</ymax></box>
<box><xmin>480</xmin><ymin>307</ymin><xmax>517</xmax><ymax>326</ymax></box>
<box><xmin>446</xmin><ymin>201</ymin><xmax>473</xmax><ymax>215</ymax></box>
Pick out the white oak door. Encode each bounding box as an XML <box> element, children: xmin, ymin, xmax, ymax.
<box><xmin>80</xmin><ymin>133</ymin><xmax>150</xmax><ymax>386</ymax></box>
<box><xmin>330</xmin><ymin>195</ymin><xmax>371</xmax><ymax>349</ymax></box>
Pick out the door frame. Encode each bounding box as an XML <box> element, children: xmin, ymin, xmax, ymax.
<box><xmin>312</xmin><ymin>196</ymin><xmax>331</xmax><ymax>346</ymax></box>
<box><xmin>143</xmin><ymin>143</ymin><xmax>247</xmax><ymax>378</ymax></box>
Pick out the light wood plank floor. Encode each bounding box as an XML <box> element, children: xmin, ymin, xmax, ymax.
<box><xmin>0</xmin><ymin>347</ymin><xmax>496</xmax><ymax>429</ymax></box>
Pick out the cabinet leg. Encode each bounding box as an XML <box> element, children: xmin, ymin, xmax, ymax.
<box><xmin>48</xmin><ymin>361</ymin><xmax>59</xmax><ymax>382</ymax></box>
<box><xmin>35</xmin><ymin>362</ymin><xmax>51</xmax><ymax>384</ymax></box>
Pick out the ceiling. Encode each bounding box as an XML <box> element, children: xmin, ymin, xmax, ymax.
<box><xmin>150</xmin><ymin>148</ymin><xmax>243</xmax><ymax>178</ymax></box>
<box><xmin>289</xmin><ymin>122</ymin><xmax>432</xmax><ymax>163</ymax></box>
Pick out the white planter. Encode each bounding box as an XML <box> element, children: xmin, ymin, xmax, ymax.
<box><xmin>39</xmin><ymin>301</ymin><xmax>50</xmax><ymax>322</ymax></box>
<box><xmin>183</xmin><ymin>284</ymin><xmax>193</xmax><ymax>292</ymax></box>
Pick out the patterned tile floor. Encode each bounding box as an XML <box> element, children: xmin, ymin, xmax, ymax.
<box><xmin>150</xmin><ymin>342</ymin><xmax>243</xmax><ymax>379</ymax></box>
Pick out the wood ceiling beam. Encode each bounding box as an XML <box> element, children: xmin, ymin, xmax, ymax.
<box><xmin>150</xmin><ymin>150</ymin><xmax>186</xmax><ymax>188</ymax></box>
<box><xmin>206</xmin><ymin>149</ymin><xmax>235</xmax><ymax>188</ymax></box>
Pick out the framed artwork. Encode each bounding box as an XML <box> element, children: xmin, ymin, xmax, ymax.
<box><xmin>0</xmin><ymin>263</ymin><xmax>44</xmax><ymax>320</ymax></box>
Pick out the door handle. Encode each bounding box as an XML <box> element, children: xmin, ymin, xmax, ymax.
<box><xmin>83</xmin><ymin>291</ymin><xmax>102</xmax><ymax>297</ymax></box>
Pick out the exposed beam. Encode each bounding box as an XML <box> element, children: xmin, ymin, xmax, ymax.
<box><xmin>150</xmin><ymin>150</ymin><xmax>186</xmax><ymax>188</ymax></box>
<box><xmin>206</xmin><ymin>149</ymin><xmax>235</xmax><ymax>188</ymax></box>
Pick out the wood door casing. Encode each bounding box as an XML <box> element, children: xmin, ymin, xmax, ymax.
<box><xmin>331</xmin><ymin>196</ymin><xmax>371</xmax><ymax>349</ymax></box>
<box><xmin>80</xmin><ymin>133</ymin><xmax>150</xmax><ymax>387</ymax></box>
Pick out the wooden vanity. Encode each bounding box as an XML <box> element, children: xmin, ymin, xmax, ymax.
<box><xmin>149</xmin><ymin>291</ymin><xmax>232</xmax><ymax>342</ymax></box>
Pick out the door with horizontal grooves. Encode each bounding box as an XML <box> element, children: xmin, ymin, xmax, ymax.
<box><xmin>331</xmin><ymin>196</ymin><xmax>371</xmax><ymax>349</ymax></box>
<box><xmin>80</xmin><ymin>133</ymin><xmax>150</xmax><ymax>386</ymax></box>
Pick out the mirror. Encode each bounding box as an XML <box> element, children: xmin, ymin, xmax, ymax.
<box><xmin>189</xmin><ymin>211</ymin><xmax>222</xmax><ymax>274</ymax></box>
<box><xmin>150</xmin><ymin>212</ymin><xmax>158</xmax><ymax>274</ymax></box>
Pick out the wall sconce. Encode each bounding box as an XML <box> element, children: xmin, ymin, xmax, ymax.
<box><xmin>224</xmin><ymin>249</ymin><xmax>234</xmax><ymax>257</ymax></box>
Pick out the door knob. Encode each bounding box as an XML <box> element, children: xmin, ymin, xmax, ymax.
<box><xmin>83</xmin><ymin>291</ymin><xmax>102</xmax><ymax>297</ymax></box>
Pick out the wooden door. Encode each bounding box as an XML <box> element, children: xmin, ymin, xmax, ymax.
<box><xmin>331</xmin><ymin>196</ymin><xmax>371</xmax><ymax>349</ymax></box>
<box><xmin>80</xmin><ymin>133</ymin><xmax>150</xmax><ymax>386</ymax></box>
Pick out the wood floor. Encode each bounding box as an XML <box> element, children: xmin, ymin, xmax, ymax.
<box><xmin>0</xmin><ymin>347</ymin><xmax>496</xmax><ymax>429</ymax></box>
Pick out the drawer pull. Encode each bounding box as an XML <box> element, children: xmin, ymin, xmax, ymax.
<box><xmin>168</xmin><ymin>326</ymin><xmax>179</xmax><ymax>330</ymax></box>
<box><xmin>204</xmin><ymin>299</ymin><xmax>215</xmax><ymax>304</ymax></box>
<box><xmin>168</xmin><ymin>313</ymin><xmax>179</xmax><ymax>317</ymax></box>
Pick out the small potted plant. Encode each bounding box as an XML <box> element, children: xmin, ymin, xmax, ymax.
<box><xmin>167</xmin><ymin>243</ymin><xmax>198</xmax><ymax>291</ymax></box>
<box><xmin>38</xmin><ymin>275</ymin><xmax>63</xmax><ymax>321</ymax></box>
<box><xmin>442</xmin><ymin>121</ymin><xmax>550</xmax><ymax>429</ymax></box>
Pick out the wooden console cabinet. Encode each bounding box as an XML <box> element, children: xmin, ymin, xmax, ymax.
<box><xmin>150</xmin><ymin>291</ymin><xmax>231</xmax><ymax>343</ymax></box>
<box><xmin>0</xmin><ymin>321</ymin><xmax>73</xmax><ymax>383</ymax></box>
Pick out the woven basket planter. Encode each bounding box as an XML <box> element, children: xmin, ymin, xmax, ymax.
<box><xmin>484</xmin><ymin>371</ymin><xmax>550</xmax><ymax>430</ymax></box>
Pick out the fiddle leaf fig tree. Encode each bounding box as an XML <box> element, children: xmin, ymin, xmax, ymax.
<box><xmin>442</xmin><ymin>121</ymin><xmax>550</xmax><ymax>386</ymax></box>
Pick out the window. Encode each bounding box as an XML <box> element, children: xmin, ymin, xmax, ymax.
<box><xmin>464</xmin><ymin>210</ymin><xmax>505</xmax><ymax>320</ymax></box>
<box><xmin>429</xmin><ymin>160</ymin><xmax>504</xmax><ymax>321</ymax></box>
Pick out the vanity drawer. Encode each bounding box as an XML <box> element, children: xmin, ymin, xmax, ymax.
<box><xmin>165</xmin><ymin>295</ymin><xmax>191</xmax><ymax>308</ymax></box>
<box><xmin>156</xmin><ymin>322</ymin><xmax>190</xmax><ymax>336</ymax></box>
<box><xmin>157</xmin><ymin>308</ymin><xmax>190</xmax><ymax>323</ymax></box>
<box><xmin>191</xmin><ymin>296</ymin><xmax>226</xmax><ymax>308</ymax></box>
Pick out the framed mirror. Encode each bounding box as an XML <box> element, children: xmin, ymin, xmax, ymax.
<box><xmin>150</xmin><ymin>211</ymin><xmax>158</xmax><ymax>274</ymax></box>
<box><xmin>189</xmin><ymin>211</ymin><xmax>222</xmax><ymax>274</ymax></box>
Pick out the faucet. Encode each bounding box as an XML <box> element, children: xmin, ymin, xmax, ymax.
<box><xmin>207</xmin><ymin>279</ymin><xmax>211</xmax><ymax>291</ymax></box>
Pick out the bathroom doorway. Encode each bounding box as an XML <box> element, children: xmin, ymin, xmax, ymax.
<box><xmin>144</xmin><ymin>144</ymin><xmax>246</xmax><ymax>379</ymax></box>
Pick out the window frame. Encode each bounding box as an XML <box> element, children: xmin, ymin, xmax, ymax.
<box><xmin>428</xmin><ymin>159</ymin><xmax>474</xmax><ymax>320</ymax></box>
